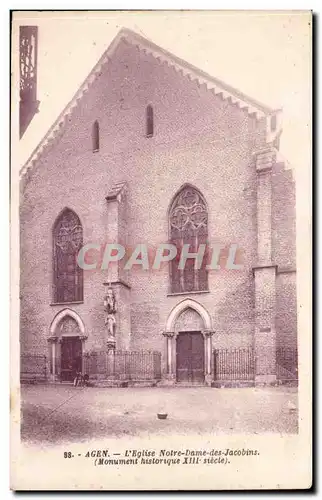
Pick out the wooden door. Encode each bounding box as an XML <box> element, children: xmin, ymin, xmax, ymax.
<box><xmin>60</xmin><ymin>337</ymin><xmax>82</xmax><ymax>381</ymax></box>
<box><xmin>176</xmin><ymin>331</ymin><xmax>205</xmax><ymax>383</ymax></box>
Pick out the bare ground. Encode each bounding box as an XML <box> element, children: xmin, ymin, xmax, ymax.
<box><xmin>20</xmin><ymin>384</ymin><xmax>298</xmax><ymax>444</ymax></box>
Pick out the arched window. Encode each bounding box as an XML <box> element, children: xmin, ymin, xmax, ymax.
<box><xmin>169</xmin><ymin>185</ymin><xmax>208</xmax><ymax>294</ymax></box>
<box><xmin>53</xmin><ymin>208</ymin><xmax>83</xmax><ymax>303</ymax></box>
<box><xmin>146</xmin><ymin>104</ymin><xmax>154</xmax><ymax>138</ymax></box>
<box><xmin>92</xmin><ymin>120</ymin><xmax>99</xmax><ymax>152</ymax></box>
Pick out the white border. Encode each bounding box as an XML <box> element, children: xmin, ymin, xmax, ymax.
<box><xmin>4</xmin><ymin>3</ymin><xmax>316</xmax><ymax>498</ymax></box>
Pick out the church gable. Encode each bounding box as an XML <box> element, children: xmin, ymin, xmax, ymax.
<box><xmin>20</xmin><ymin>28</ymin><xmax>281</xmax><ymax>181</ymax></box>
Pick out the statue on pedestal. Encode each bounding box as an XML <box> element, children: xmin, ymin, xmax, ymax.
<box><xmin>104</xmin><ymin>286</ymin><xmax>116</xmax><ymax>344</ymax></box>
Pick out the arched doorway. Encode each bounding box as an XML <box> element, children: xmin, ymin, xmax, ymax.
<box><xmin>48</xmin><ymin>309</ymin><xmax>86</xmax><ymax>381</ymax></box>
<box><xmin>163</xmin><ymin>299</ymin><xmax>214</xmax><ymax>385</ymax></box>
<box><xmin>175</xmin><ymin>308</ymin><xmax>205</xmax><ymax>383</ymax></box>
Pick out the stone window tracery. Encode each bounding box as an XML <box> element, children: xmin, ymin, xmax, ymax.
<box><xmin>53</xmin><ymin>209</ymin><xmax>83</xmax><ymax>303</ymax></box>
<box><xmin>169</xmin><ymin>186</ymin><xmax>208</xmax><ymax>293</ymax></box>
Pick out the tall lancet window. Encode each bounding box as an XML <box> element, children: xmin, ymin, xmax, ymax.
<box><xmin>92</xmin><ymin>120</ymin><xmax>99</xmax><ymax>152</ymax></box>
<box><xmin>146</xmin><ymin>104</ymin><xmax>154</xmax><ymax>138</ymax></box>
<box><xmin>169</xmin><ymin>185</ymin><xmax>208</xmax><ymax>294</ymax></box>
<box><xmin>53</xmin><ymin>209</ymin><xmax>83</xmax><ymax>303</ymax></box>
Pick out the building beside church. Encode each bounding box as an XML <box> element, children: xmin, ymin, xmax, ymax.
<box><xmin>20</xmin><ymin>28</ymin><xmax>297</xmax><ymax>386</ymax></box>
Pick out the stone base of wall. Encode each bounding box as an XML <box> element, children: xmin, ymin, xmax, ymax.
<box><xmin>20</xmin><ymin>375</ymin><xmax>47</xmax><ymax>384</ymax></box>
<box><xmin>157</xmin><ymin>375</ymin><xmax>213</xmax><ymax>387</ymax></box>
<box><xmin>20</xmin><ymin>377</ymin><xmax>45</xmax><ymax>385</ymax></box>
<box><xmin>211</xmin><ymin>380</ymin><xmax>255</xmax><ymax>388</ymax></box>
<box><xmin>93</xmin><ymin>379</ymin><xmax>159</xmax><ymax>388</ymax></box>
<box><xmin>211</xmin><ymin>375</ymin><xmax>278</xmax><ymax>388</ymax></box>
<box><xmin>255</xmin><ymin>374</ymin><xmax>277</xmax><ymax>386</ymax></box>
<box><xmin>157</xmin><ymin>374</ymin><xmax>176</xmax><ymax>386</ymax></box>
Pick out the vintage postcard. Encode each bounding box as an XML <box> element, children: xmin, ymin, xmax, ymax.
<box><xmin>10</xmin><ymin>10</ymin><xmax>312</xmax><ymax>490</ymax></box>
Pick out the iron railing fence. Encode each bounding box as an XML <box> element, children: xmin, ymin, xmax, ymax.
<box><xmin>213</xmin><ymin>347</ymin><xmax>255</xmax><ymax>381</ymax></box>
<box><xmin>83</xmin><ymin>350</ymin><xmax>162</xmax><ymax>381</ymax></box>
<box><xmin>214</xmin><ymin>346</ymin><xmax>298</xmax><ymax>384</ymax></box>
<box><xmin>20</xmin><ymin>347</ymin><xmax>297</xmax><ymax>384</ymax></box>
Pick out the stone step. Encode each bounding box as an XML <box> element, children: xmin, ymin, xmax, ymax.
<box><xmin>92</xmin><ymin>379</ymin><xmax>159</xmax><ymax>388</ymax></box>
<box><xmin>21</xmin><ymin>376</ymin><xmax>47</xmax><ymax>384</ymax></box>
<box><xmin>212</xmin><ymin>380</ymin><xmax>255</xmax><ymax>388</ymax></box>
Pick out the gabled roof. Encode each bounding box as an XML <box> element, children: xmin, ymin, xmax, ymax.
<box><xmin>20</xmin><ymin>28</ymin><xmax>282</xmax><ymax>177</ymax></box>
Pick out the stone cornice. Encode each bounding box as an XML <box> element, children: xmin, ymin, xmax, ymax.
<box><xmin>252</xmin><ymin>264</ymin><xmax>278</xmax><ymax>276</ymax></box>
<box><xmin>105</xmin><ymin>182</ymin><xmax>127</xmax><ymax>203</ymax></box>
<box><xmin>202</xmin><ymin>329</ymin><xmax>215</xmax><ymax>338</ymax></box>
<box><xmin>254</xmin><ymin>147</ymin><xmax>277</xmax><ymax>173</ymax></box>
<box><xmin>47</xmin><ymin>335</ymin><xmax>58</xmax><ymax>343</ymax></box>
<box><xmin>277</xmin><ymin>267</ymin><xmax>296</xmax><ymax>275</ymax></box>
<box><xmin>103</xmin><ymin>279</ymin><xmax>131</xmax><ymax>290</ymax></box>
<box><xmin>162</xmin><ymin>331</ymin><xmax>175</xmax><ymax>338</ymax></box>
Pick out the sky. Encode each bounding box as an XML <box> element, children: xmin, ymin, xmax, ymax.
<box><xmin>12</xmin><ymin>10</ymin><xmax>311</xmax><ymax>174</ymax></box>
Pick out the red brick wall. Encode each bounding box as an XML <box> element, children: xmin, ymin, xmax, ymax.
<box><xmin>276</xmin><ymin>273</ymin><xmax>297</xmax><ymax>349</ymax></box>
<box><xmin>20</xmin><ymin>38</ymin><xmax>296</xmax><ymax>372</ymax></box>
<box><xmin>272</xmin><ymin>162</ymin><xmax>297</xmax><ymax>349</ymax></box>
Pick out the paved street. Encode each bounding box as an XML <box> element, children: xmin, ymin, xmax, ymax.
<box><xmin>21</xmin><ymin>384</ymin><xmax>298</xmax><ymax>444</ymax></box>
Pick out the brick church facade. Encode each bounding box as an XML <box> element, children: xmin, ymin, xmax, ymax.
<box><xmin>20</xmin><ymin>29</ymin><xmax>297</xmax><ymax>386</ymax></box>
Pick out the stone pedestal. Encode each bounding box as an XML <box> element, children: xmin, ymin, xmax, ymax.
<box><xmin>106</xmin><ymin>338</ymin><xmax>116</xmax><ymax>350</ymax></box>
<box><xmin>106</xmin><ymin>344</ymin><xmax>116</xmax><ymax>380</ymax></box>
